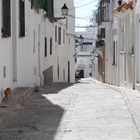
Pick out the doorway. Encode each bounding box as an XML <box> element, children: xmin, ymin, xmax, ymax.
<box><xmin>68</xmin><ymin>61</ymin><xmax>70</xmax><ymax>83</ymax></box>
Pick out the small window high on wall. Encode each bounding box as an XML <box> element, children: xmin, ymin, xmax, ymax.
<box><xmin>55</xmin><ymin>26</ymin><xmax>57</xmax><ymax>42</ymax></box>
<box><xmin>58</xmin><ymin>27</ymin><xmax>61</xmax><ymax>45</ymax></box>
<box><xmin>19</xmin><ymin>0</ymin><xmax>25</xmax><ymax>37</ymax></box>
<box><xmin>112</xmin><ymin>41</ymin><xmax>117</xmax><ymax>66</ymax></box>
<box><xmin>50</xmin><ymin>38</ymin><xmax>52</xmax><ymax>55</ymax></box>
<box><xmin>44</xmin><ymin>37</ymin><xmax>47</xmax><ymax>57</ymax></box>
<box><xmin>2</xmin><ymin>0</ymin><xmax>11</xmax><ymax>37</ymax></box>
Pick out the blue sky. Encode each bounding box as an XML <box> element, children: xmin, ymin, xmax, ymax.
<box><xmin>74</xmin><ymin>0</ymin><xmax>98</xmax><ymax>31</ymax></box>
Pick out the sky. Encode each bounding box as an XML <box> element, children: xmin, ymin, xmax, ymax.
<box><xmin>74</xmin><ymin>0</ymin><xmax>98</xmax><ymax>32</ymax></box>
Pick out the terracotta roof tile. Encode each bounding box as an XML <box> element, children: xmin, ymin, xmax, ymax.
<box><xmin>113</xmin><ymin>0</ymin><xmax>134</xmax><ymax>14</ymax></box>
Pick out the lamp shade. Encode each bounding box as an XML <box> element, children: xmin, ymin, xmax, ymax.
<box><xmin>79</xmin><ymin>35</ymin><xmax>84</xmax><ymax>43</ymax></box>
<box><xmin>61</xmin><ymin>3</ymin><xmax>68</xmax><ymax>16</ymax></box>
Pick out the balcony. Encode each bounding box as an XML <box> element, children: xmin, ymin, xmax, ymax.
<box><xmin>96</xmin><ymin>0</ymin><xmax>110</xmax><ymax>25</ymax></box>
<box><xmin>96</xmin><ymin>39</ymin><xmax>105</xmax><ymax>48</ymax></box>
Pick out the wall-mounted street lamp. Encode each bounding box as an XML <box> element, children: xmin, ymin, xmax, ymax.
<box><xmin>54</xmin><ymin>3</ymin><xmax>68</xmax><ymax>21</ymax></box>
<box><xmin>79</xmin><ymin>35</ymin><xmax>84</xmax><ymax>44</ymax></box>
<box><xmin>79</xmin><ymin>35</ymin><xmax>84</xmax><ymax>50</ymax></box>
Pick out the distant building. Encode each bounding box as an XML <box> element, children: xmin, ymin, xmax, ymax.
<box><xmin>75</xmin><ymin>28</ymin><xmax>95</xmax><ymax>79</ymax></box>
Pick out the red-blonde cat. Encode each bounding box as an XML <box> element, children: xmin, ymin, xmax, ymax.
<box><xmin>2</xmin><ymin>88</ymin><xmax>12</xmax><ymax>103</ymax></box>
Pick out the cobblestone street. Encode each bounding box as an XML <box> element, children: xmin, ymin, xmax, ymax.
<box><xmin>0</xmin><ymin>79</ymin><xmax>140</xmax><ymax>140</ymax></box>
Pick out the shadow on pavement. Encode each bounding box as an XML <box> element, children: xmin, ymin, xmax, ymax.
<box><xmin>43</xmin><ymin>82</ymin><xmax>74</xmax><ymax>94</ymax></box>
<box><xmin>0</xmin><ymin>83</ymin><xmax>74</xmax><ymax>140</ymax></box>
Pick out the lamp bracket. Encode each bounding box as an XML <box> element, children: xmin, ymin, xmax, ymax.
<box><xmin>54</xmin><ymin>17</ymin><xmax>66</xmax><ymax>22</ymax></box>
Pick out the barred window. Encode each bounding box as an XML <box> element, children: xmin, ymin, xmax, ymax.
<box><xmin>2</xmin><ymin>0</ymin><xmax>11</xmax><ymax>37</ymax></box>
<box><xmin>19</xmin><ymin>0</ymin><xmax>25</xmax><ymax>37</ymax></box>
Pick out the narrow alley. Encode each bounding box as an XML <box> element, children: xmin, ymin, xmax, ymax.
<box><xmin>0</xmin><ymin>78</ymin><xmax>140</xmax><ymax>140</ymax></box>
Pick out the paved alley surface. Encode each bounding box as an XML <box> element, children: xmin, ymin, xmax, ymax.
<box><xmin>0</xmin><ymin>78</ymin><xmax>140</xmax><ymax>140</ymax></box>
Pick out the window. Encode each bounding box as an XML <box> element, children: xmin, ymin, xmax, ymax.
<box><xmin>44</xmin><ymin>37</ymin><xmax>47</xmax><ymax>57</ymax></box>
<box><xmin>55</xmin><ymin>26</ymin><xmax>57</xmax><ymax>42</ymax></box>
<box><xmin>50</xmin><ymin>38</ymin><xmax>52</xmax><ymax>55</ymax></box>
<box><xmin>100</xmin><ymin>28</ymin><xmax>105</xmax><ymax>38</ymax></box>
<box><xmin>58</xmin><ymin>27</ymin><xmax>61</xmax><ymax>44</ymax></box>
<box><xmin>31</xmin><ymin>0</ymin><xmax>34</xmax><ymax>9</ymax></box>
<box><xmin>2</xmin><ymin>0</ymin><xmax>11</xmax><ymax>37</ymax></box>
<box><xmin>3</xmin><ymin>66</ymin><xmax>6</xmax><ymax>78</ymax></box>
<box><xmin>33</xmin><ymin>30</ymin><xmax>35</xmax><ymax>53</ymax></box>
<box><xmin>112</xmin><ymin>41</ymin><xmax>117</xmax><ymax>66</ymax></box>
<box><xmin>63</xmin><ymin>29</ymin><xmax>65</xmax><ymax>43</ymax></box>
<box><xmin>33</xmin><ymin>66</ymin><xmax>37</xmax><ymax>75</ymax></box>
<box><xmin>66</xmin><ymin>18</ymin><xmax>68</xmax><ymax>29</ymax></box>
<box><xmin>63</xmin><ymin>69</ymin><xmax>65</xmax><ymax>81</ymax></box>
<box><xmin>57</xmin><ymin>65</ymin><xmax>59</xmax><ymax>80</ymax></box>
<box><xmin>19</xmin><ymin>0</ymin><xmax>25</xmax><ymax>37</ymax></box>
<box><xmin>46</xmin><ymin>0</ymin><xmax>54</xmax><ymax>21</ymax></box>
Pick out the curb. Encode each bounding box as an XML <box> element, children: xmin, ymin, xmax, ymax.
<box><xmin>90</xmin><ymin>78</ymin><xmax>140</xmax><ymax>136</ymax></box>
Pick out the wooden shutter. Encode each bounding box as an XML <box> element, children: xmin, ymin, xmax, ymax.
<box><xmin>2</xmin><ymin>0</ymin><xmax>11</xmax><ymax>37</ymax></box>
<box><xmin>19</xmin><ymin>0</ymin><xmax>25</xmax><ymax>37</ymax></box>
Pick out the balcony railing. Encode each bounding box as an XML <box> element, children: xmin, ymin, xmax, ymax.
<box><xmin>96</xmin><ymin>39</ymin><xmax>105</xmax><ymax>48</ymax></box>
<box><xmin>96</xmin><ymin>0</ymin><xmax>110</xmax><ymax>24</ymax></box>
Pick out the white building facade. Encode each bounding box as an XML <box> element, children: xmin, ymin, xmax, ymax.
<box><xmin>113</xmin><ymin>0</ymin><xmax>135</xmax><ymax>89</ymax></box>
<box><xmin>76</xmin><ymin>44</ymin><xmax>94</xmax><ymax>78</ymax></box>
<box><xmin>95</xmin><ymin>0</ymin><xmax>137</xmax><ymax>89</ymax></box>
<box><xmin>135</xmin><ymin>0</ymin><xmax>140</xmax><ymax>90</ymax></box>
<box><xmin>0</xmin><ymin>0</ymin><xmax>75</xmax><ymax>102</ymax></box>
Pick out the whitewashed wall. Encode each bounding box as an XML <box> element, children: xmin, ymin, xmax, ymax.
<box><xmin>76</xmin><ymin>55</ymin><xmax>93</xmax><ymax>78</ymax></box>
<box><xmin>0</xmin><ymin>1</ymin><xmax>12</xmax><ymax>101</ymax></box>
<box><xmin>0</xmin><ymin>0</ymin><xmax>75</xmax><ymax>102</ymax></box>
<box><xmin>135</xmin><ymin>1</ymin><xmax>140</xmax><ymax>90</ymax></box>
<box><xmin>44</xmin><ymin>0</ymin><xmax>75</xmax><ymax>83</ymax></box>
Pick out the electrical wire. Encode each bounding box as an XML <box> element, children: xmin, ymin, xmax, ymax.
<box><xmin>74</xmin><ymin>0</ymin><xmax>86</xmax><ymax>4</ymax></box>
<box><xmin>75</xmin><ymin>25</ymin><xmax>97</xmax><ymax>28</ymax></box>
<box><xmin>75</xmin><ymin>0</ymin><xmax>98</xmax><ymax>9</ymax></box>
<box><xmin>54</xmin><ymin>0</ymin><xmax>97</xmax><ymax>13</ymax></box>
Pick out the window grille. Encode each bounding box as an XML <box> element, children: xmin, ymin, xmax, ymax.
<box><xmin>96</xmin><ymin>0</ymin><xmax>110</xmax><ymax>24</ymax></box>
